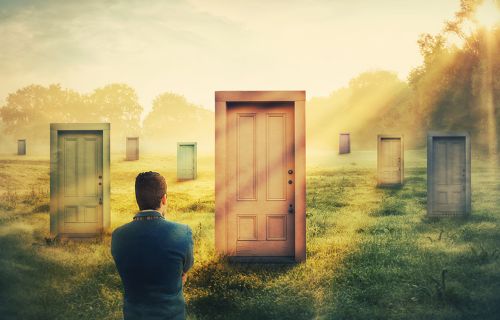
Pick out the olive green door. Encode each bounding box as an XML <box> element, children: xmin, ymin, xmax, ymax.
<box><xmin>18</xmin><ymin>140</ymin><xmax>26</xmax><ymax>155</ymax></box>
<box><xmin>57</xmin><ymin>131</ymin><xmax>103</xmax><ymax>234</ymax></box>
<box><xmin>177</xmin><ymin>143</ymin><xmax>197</xmax><ymax>180</ymax></box>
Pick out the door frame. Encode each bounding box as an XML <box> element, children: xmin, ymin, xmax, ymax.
<box><xmin>427</xmin><ymin>131</ymin><xmax>471</xmax><ymax>217</ymax></box>
<box><xmin>377</xmin><ymin>134</ymin><xmax>404</xmax><ymax>186</ymax></box>
<box><xmin>126</xmin><ymin>137</ymin><xmax>139</xmax><ymax>161</ymax></box>
<box><xmin>177</xmin><ymin>142</ymin><xmax>197</xmax><ymax>180</ymax></box>
<box><xmin>215</xmin><ymin>91</ymin><xmax>306</xmax><ymax>262</ymax></box>
<box><xmin>49</xmin><ymin>123</ymin><xmax>111</xmax><ymax>237</ymax></box>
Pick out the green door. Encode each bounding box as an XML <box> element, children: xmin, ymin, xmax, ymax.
<box><xmin>177</xmin><ymin>143</ymin><xmax>197</xmax><ymax>180</ymax></box>
<box><xmin>57</xmin><ymin>131</ymin><xmax>103</xmax><ymax>235</ymax></box>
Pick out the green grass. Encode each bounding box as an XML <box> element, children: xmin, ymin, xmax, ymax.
<box><xmin>0</xmin><ymin>151</ymin><xmax>499</xmax><ymax>319</ymax></box>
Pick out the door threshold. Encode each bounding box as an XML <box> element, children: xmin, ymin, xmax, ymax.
<box><xmin>229</xmin><ymin>256</ymin><xmax>296</xmax><ymax>264</ymax></box>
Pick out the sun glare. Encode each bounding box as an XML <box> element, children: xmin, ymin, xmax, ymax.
<box><xmin>475</xmin><ymin>0</ymin><xmax>500</xmax><ymax>28</ymax></box>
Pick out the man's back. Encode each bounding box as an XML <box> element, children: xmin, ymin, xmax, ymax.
<box><xmin>111</xmin><ymin>210</ymin><xmax>194</xmax><ymax>320</ymax></box>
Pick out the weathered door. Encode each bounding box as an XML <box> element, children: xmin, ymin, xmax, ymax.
<box><xmin>339</xmin><ymin>133</ymin><xmax>350</xmax><ymax>154</ymax></box>
<box><xmin>57</xmin><ymin>131</ymin><xmax>103</xmax><ymax>234</ymax></box>
<box><xmin>378</xmin><ymin>136</ymin><xmax>403</xmax><ymax>185</ymax></box>
<box><xmin>126</xmin><ymin>137</ymin><xmax>139</xmax><ymax>161</ymax></box>
<box><xmin>428</xmin><ymin>134</ymin><xmax>470</xmax><ymax>216</ymax></box>
<box><xmin>177</xmin><ymin>143</ymin><xmax>197</xmax><ymax>180</ymax></box>
<box><xmin>226</xmin><ymin>102</ymin><xmax>295</xmax><ymax>257</ymax></box>
<box><xmin>18</xmin><ymin>140</ymin><xmax>26</xmax><ymax>155</ymax></box>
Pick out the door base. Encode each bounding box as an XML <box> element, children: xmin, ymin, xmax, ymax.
<box><xmin>229</xmin><ymin>256</ymin><xmax>296</xmax><ymax>264</ymax></box>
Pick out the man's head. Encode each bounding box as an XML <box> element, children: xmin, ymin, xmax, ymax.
<box><xmin>135</xmin><ymin>171</ymin><xmax>167</xmax><ymax>212</ymax></box>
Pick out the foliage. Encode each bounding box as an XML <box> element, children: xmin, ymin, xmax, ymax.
<box><xmin>0</xmin><ymin>83</ymin><xmax>143</xmax><ymax>152</ymax></box>
<box><xmin>142</xmin><ymin>92</ymin><xmax>214</xmax><ymax>153</ymax></box>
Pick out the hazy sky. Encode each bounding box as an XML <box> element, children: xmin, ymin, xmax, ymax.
<box><xmin>0</xmin><ymin>0</ymin><xmax>474</xmax><ymax>113</ymax></box>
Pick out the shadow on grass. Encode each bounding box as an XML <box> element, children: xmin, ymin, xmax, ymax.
<box><xmin>186</xmin><ymin>257</ymin><xmax>314</xmax><ymax>320</ymax></box>
<box><xmin>326</xmin><ymin>169</ymin><xmax>500</xmax><ymax>320</ymax></box>
<box><xmin>0</xmin><ymin>230</ymin><xmax>121</xmax><ymax>320</ymax></box>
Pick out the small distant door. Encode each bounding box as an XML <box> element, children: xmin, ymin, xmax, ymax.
<box><xmin>378</xmin><ymin>135</ymin><xmax>403</xmax><ymax>185</ymax></box>
<box><xmin>126</xmin><ymin>137</ymin><xmax>139</xmax><ymax>161</ymax></box>
<box><xmin>177</xmin><ymin>143</ymin><xmax>197</xmax><ymax>180</ymax></box>
<box><xmin>428</xmin><ymin>133</ymin><xmax>471</xmax><ymax>216</ymax></box>
<box><xmin>57</xmin><ymin>131</ymin><xmax>103</xmax><ymax>234</ymax></box>
<box><xmin>18</xmin><ymin>140</ymin><xmax>26</xmax><ymax>155</ymax></box>
<box><xmin>339</xmin><ymin>133</ymin><xmax>350</xmax><ymax>154</ymax></box>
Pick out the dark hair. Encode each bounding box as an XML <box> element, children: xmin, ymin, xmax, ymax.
<box><xmin>135</xmin><ymin>171</ymin><xmax>167</xmax><ymax>210</ymax></box>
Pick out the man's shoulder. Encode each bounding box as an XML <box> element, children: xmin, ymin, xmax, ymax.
<box><xmin>111</xmin><ymin>221</ymin><xmax>134</xmax><ymax>237</ymax></box>
<box><xmin>164</xmin><ymin>220</ymin><xmax>191</xmax><ymax>234</ymax></box>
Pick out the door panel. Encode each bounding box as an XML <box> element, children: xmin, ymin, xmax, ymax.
<box><xmin>237</xmin><ymin>115</ymin><xmax>256</xmax><ymax>199</ymax></box>
<box><xmin>379</xmin><ymin>138</ymin><xmax>401</xmax><ymax>184</ymax></box>
<box><xmin>227</xmin><ymin>102</ymin><xmax>294</xmax><ymax>257</ymax></box>
<box><xmin>432</xmin><ymin>137</ymin><xmax>466</xmax><ymax>214</ymax></box>
<box><xmin>58</xmin><ymin>132</ymin><xmax>103</xmax><ymax>234</ymax></box>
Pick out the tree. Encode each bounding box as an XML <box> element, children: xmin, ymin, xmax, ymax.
<box><xmin>142</xmin><ymin>92</ymin><xmax>214</xmax><ymax>153</ymax></box>
<box><xmin>87</xmin><ymin>84</ymin><xmax>143</xmax><ymax>139</ymax></box>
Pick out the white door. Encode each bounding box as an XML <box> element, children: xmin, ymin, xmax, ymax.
<box><xmin>432</xmin><ymin>137</ymin><xmax>466</xmax><ymax>214</ymax></box>
<box><xmin>379</xmin><ymin>137</ymin><xmax>402</xmax><ymax>185</ymax></box>
<box><xmin>177</xmin><ymin>144</ymin><xmax>196</xmax><ymax>180</ymax></box>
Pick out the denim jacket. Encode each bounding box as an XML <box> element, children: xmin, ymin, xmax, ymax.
<box><xmin>111</xmin><ymin>210</ymin><xmax>194</xmax><ymax>320</ymax></box>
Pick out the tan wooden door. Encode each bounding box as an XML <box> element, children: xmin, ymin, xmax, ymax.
<box><xmin>339</xmin><ymin>133</ymin><xmax>350</xmax><ymax>154</ymax></box>
<box><xmin>126</xmin><ymin>137</ymin><xmax>139</xmax><ymax>161</ymax></box>
<box><xmin>226</xmin><ymin>102</ymin><xmax>295</xmax><ymax>257</ymax></box>
<box><xmin>432</xmin><ymin>137</ymin><xmax>466</xmax><ymax>214</ymax></box>
<box><xmin>57</xmin><ymin>131</ymin><xmax>103</xmax><ymax>234</ymax></box>
<box><xmin>379</xmin><ymin>137</ymin><xmax>402</xmax><ymax>184</ymax></box>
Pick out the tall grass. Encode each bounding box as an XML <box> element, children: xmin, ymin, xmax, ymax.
<box><xmin>0</xmin><ymin>153</ymin><xmax>499</xmax><ymax>319</ymax></box>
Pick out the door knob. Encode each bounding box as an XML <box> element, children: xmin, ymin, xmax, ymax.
<box><xmin>288</xmin><ymin>169</ymin><xmax>293</xmax><ymax>174</ymax></box>
<box><xmin>288</xmin><ymin>180</ymin><xmax>293</xmax><ymax>184</ymax></box>
<box><xmin>288</xmin><ymin>204</ymin><xmax>294</xmax><ymax>213</ymax></box>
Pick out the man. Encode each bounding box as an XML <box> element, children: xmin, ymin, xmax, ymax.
<box><xmin>112</xmin><ymin>171</ymin><xmax>194</xmax><ymax>320</ymax></box>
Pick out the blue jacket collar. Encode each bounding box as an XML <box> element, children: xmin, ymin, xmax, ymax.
<box><xmin>134</xmin><ymin>210</ymin><xmax>164</xmax><ymax>219</ymax></box>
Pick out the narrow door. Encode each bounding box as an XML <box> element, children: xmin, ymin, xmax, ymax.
<box><xmin>177</xmin><ymin>144</ymin><xmax>196</xmax><ymax>180</ymax></box>
<box><xmin>18</xmin><ymin>140</ymin><xmax>26</xmax><ymax>155</ymax></box>
<box><xmin>339</xmin><ymin>134</ymin><xmax>350</xmax><ymax>154</ymax></box>
<box><xmin>226</xmin><ymin>102</ymin><xmax>295</xmax><ymax>257</ymax></box>
<box><xmin>379</xmin><ymin>137</ymin><xmax>402</xmax><ymax>185</ymax></box>
<box><xmin>126</xmin><ymin>137</ymin><xmax>139</xmax><ymax>160</ymax></box>
<box><xmin>432</xmin><ymin>137</ymin><xmax>466</xmax><ymax>214</ymax></box>
<box><xmin>57</xmin><ymin>131</ymin><xmax>103</xmax><ymax>234</ymax></box>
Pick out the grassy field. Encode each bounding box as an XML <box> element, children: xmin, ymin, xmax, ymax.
<box><xmin>0</xmin><ymin>151</ymin><xmax>499</xmax><ymax>319</ymax></box>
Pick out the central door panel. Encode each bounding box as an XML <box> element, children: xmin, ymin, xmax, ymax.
<box><xmin>379</xmin><ymin>137</ymin><xmax>402</xmax><ymax>185</ymax></box>
<box><xmin>432</xmin><ymin>137</ymin><xmax>466</xmax><ymax>214</ymax></box>
<box><xmin>227</xmin><ymin>102</ymin><xmax>295</xmax><ymax>257</ymax></box>
<box><xmin>58</xmin><ymin>132</ymin><xmax>103</xmax><ymax>234</ymax></box>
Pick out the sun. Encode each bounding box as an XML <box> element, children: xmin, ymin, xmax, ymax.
<box><xmin>475</xmin><ymin>0</ymin><xmax>500</xmax><ymax>28</ymax></box>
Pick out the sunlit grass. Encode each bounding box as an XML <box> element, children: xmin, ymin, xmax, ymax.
<box><xmin>0</xmin><ymin>151</ymin><xmax>499</xmax><ymax>319</ymax></box>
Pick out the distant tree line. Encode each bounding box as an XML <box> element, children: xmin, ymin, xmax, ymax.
<box><xmin>0</xmin><ymin>0</ymin><xmax>497</xmax><ymax>155</ymax></box>
<box><xmin>0</xmin><ymin>84</ymin><xmax>214</xmax><ymax>154</ymax></box>
<box><xmin>308</xmin><ymin>0</ymin><xmax>499</xmax><ymax>153</ymax></box>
